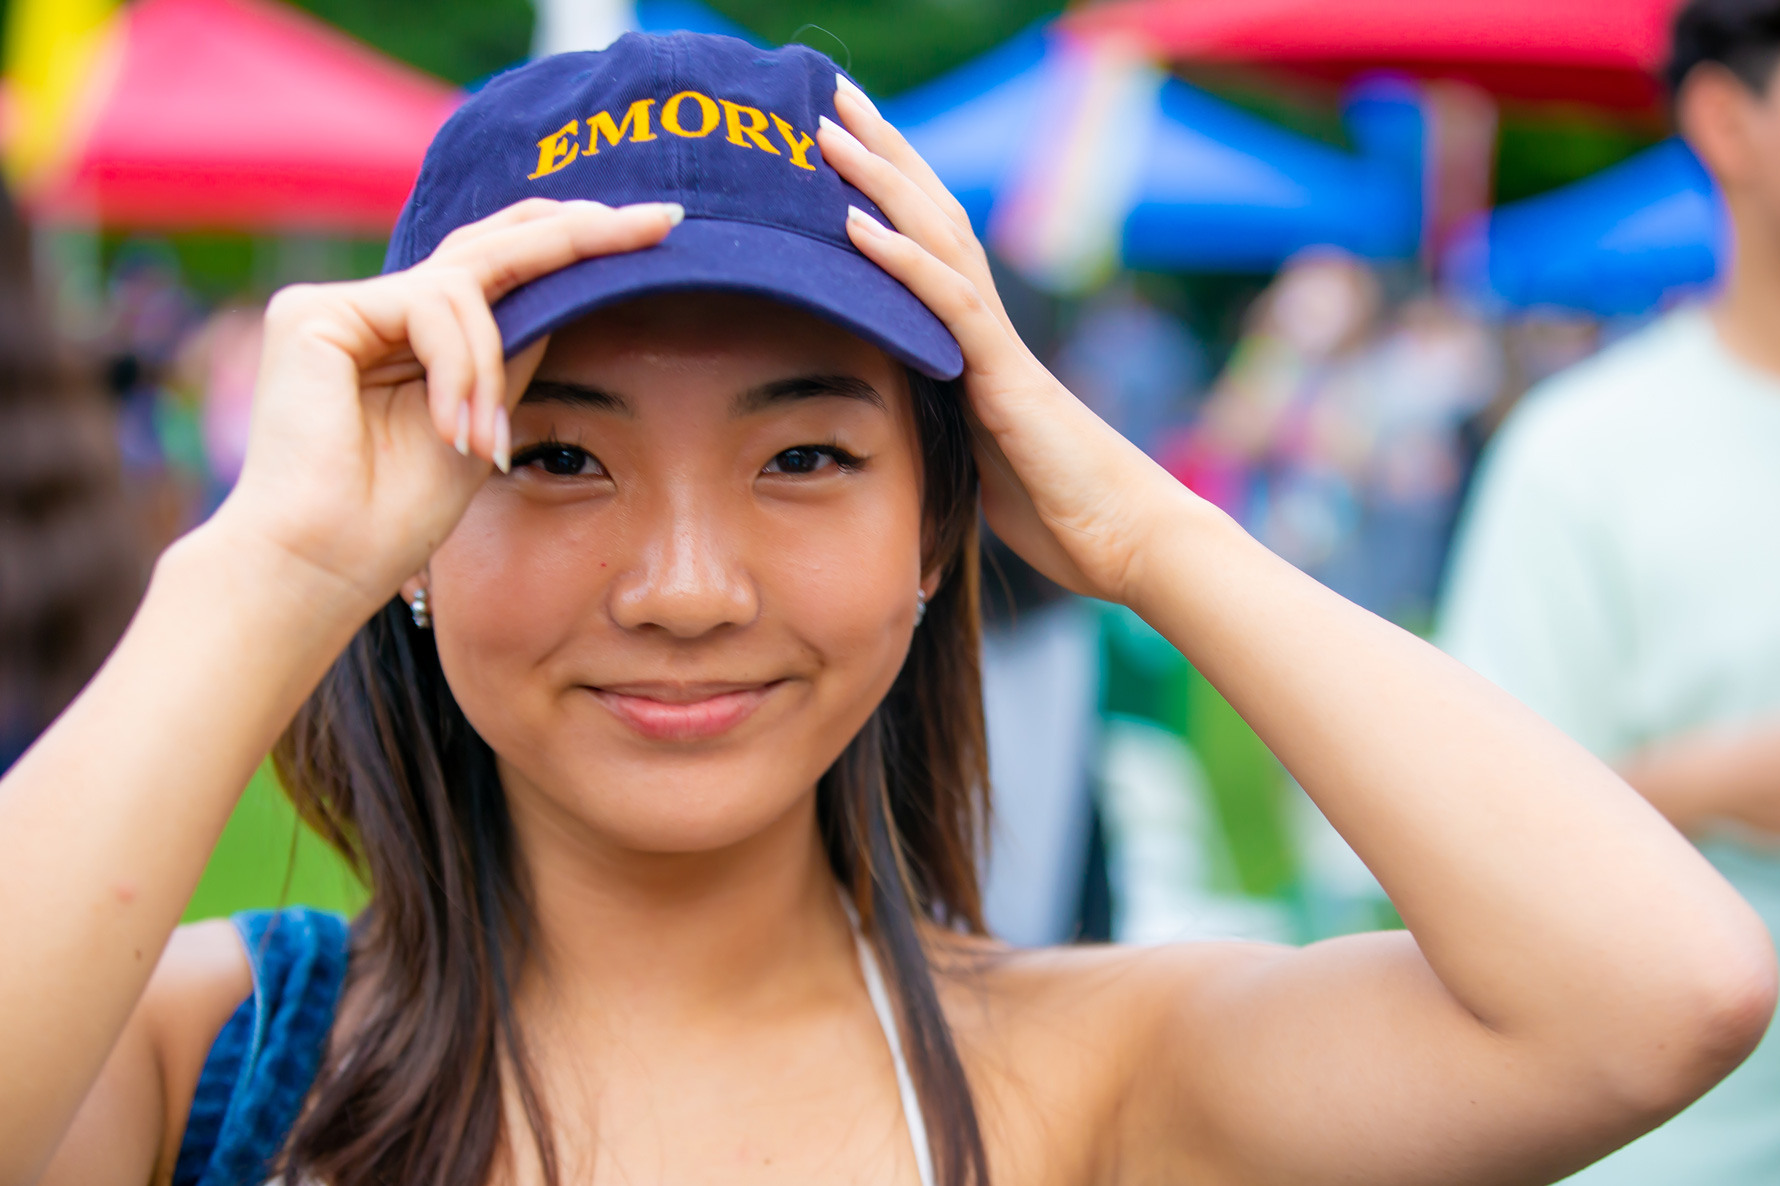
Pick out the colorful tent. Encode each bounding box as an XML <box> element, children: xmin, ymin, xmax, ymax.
<box><xmin>1065</xmin><ymin>0</ymin><xmax>1681</xmax><ymax>110</ymax></box>
<box><xmin>8</xmin><ymin>0</ymin><xmax>459</xmax><ymax>233</ymax></box>
<box><xmin>1444</xmin><ymin>139</ymin><xmax>1722</xmax><ymax>315</ymax></box>
<box><xmin>889</xmin><ymin>27</ymin><xmax>1421</xmax><ymax>289</ymax></box>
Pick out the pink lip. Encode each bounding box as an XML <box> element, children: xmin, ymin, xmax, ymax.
<box><xmin>590</xmin><ymin>682</ymin><xmax>779</xmax><ymax>741</ymax></box>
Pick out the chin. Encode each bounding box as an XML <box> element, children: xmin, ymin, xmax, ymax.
<box><xmin>507</xmin><ymin>743</ymin><xmax>832</xmax><ymax>857</ymax></box>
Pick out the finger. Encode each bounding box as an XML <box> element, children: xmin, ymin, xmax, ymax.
<box><xmin>400</xmin><ymin>281</ymin><xmax>483</xmax><ymax>458</ymax></box>
<box><xmin>833</xmin><ymin>76</ymin><xmax>975</xmax><ymax>238</ymax></box>
<box><xmin>359</xmin><ymin>348</ymin><xmax>424</xmax><ymax>389</ymax></box>
<box><xmin>435</xmin><ymin>197</ymin><xmax>585</xmax><ymax>256</ymax></box>
<box><xmin>437</xmin><ymin>270</ymin><xmax>508</xmax><ymax>464</ymax></box>
<box><xmin>843</xmin><ymin>206</ymin><xmax>1031</xmax><ymax>386</ymax></box>
<box><xmin>817</xmin><ymin>117</ymin><xmax>1015</xmax><ymax>335</ymax></box>
<box><xmin>438</xmin><ymin>200</ymin><xmax>682</xmax><ymax>303</ymax></box>
<box><xmin>495</xmin><ymin>337</ymin><xmax>552</xmax><ymax>474</ymax></box>
<box><xmin>818</xmin><ymin>116</ymin><xmax>967</xmax><ymax>266</ymax></box>
<box><xmin>503</xmin><ymin>337</ymin><xmax>551</xmax><ymax>412</ymax></box>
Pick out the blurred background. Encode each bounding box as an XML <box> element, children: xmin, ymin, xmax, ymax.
<box><xmin>0</xmin><ymin>0</ymin><xmax>1711</xmax><ymax>940</ymax></box>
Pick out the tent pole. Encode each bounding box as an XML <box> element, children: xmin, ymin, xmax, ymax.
<box><xmin>532</xmin><ymin>0</ymin><xmax>637</xmax><ymax>55</ymax></box>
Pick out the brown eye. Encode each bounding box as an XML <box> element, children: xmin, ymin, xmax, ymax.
<box><xmin>767</xmin><ymin>447</ymin><xmax>831</xmax><ymax>475</ymax></box>
<box><xmin>513</xmin><ymin>443</ymin><xmax>605</xmax><ymax>477</ymax></box>
<box><xmin>763</xmin><ymin>445</ymin><xmax>862</xmax><ymax>476</ymax></box>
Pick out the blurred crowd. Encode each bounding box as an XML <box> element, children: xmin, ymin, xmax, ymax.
<box><xmin>975</xmin><ymin>247</ymin><xmax>1616</xmax><ymax>950</ymax></box>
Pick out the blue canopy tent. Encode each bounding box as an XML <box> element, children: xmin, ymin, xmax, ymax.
<box><xmin>1124</xmin><ymin>79</ymin><xmax>1422</xmax><ymax>270</ymax></box>
<box><xmin>1444</xmin><ymin>139</ymin><xmax>1725</xmax><ymax>316</ymax></box>
<box><xmin>885</xmin><ymin>27</ymin><xmax>1423</xmax><ymax>276</ymax></box>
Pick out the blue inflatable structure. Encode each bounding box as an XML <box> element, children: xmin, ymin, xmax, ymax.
<box><xmin>1445</xmin><ymin>139</ymin><xmax>1725</xmax><ymax>316</ymax></box>
<box><xmin>886</xmin><ymin>28</ymin><xmax>1423</xmax><ymax>272</ymax></box>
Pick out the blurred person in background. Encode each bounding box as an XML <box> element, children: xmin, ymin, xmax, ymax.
<box><xmin>104</xmin><ymin>246</ymin><xmax>209</xmax><ymax>546</ymax></box>
<box><xmin>173</xmin><ymin>302</ymin><xmax>266</xmax><ymax>493</ymax></box>
<box><xmin>0</xmin><ymin>187</ymin><xmax>143</xmax><ymax>770</ymax></box>
<box><xmin>1165</xmin><ymin>250</ymin><xmax>1384</xmax><ymax>568</ymax></box>
<box><xmin>1171</xmin><ymin>251</ymin><xmax>1497</xmax><ymax>626</ymax></box>
<box><xmin>1439</xmin><ymin>1</ymin><xmax>1780</xmax><ymax>1181</ymax></box>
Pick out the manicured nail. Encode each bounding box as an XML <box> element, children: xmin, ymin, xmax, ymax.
<box><xmin>836</xmin><ymin>72</ymin><xmax>881</xmax><ymax>118</ymax></box>
<box><xmin>847</xmin><ymin>205</ymin><xmax>890</xmax><ymax>238</ymax></box>
<box><xmin>659</xmin><ymin>201</ymin><xmax>685</xmax><ymax>226</ymax></box>
<box><xmin>492</xmin><ymin>406</ymin><xmax>511</xmax><ymax>474</ymax></box>
<box><xmin>819</xmin><ymin>114</ymin><xmax>863</xmax><ymax>152</ymax></box>
<box><xmin>454</xmin><ymin>402</ymin><xmax>471</xmax><ymax>456</ymax></box>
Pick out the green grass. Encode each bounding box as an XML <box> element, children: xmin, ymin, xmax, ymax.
<box><xmin>182</xmin><ymin>764</ymin><xmax>365</xmax><ymax>923</ymax></box>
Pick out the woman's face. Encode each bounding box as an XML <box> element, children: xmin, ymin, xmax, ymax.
<box><xmin>427</xmin><ymin>293</ymin><xmax>928</xmax><ymax>855</ymax></box>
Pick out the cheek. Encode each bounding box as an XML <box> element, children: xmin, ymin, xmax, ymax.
<box><xmin>427</xmin><ymin>491</ymin><xmax>610</xmax><ymax>731</ymax></box>
<box><xmin>758</xmin><ymin>487</ymin><xmax>924</xmax><ymax>655</ymax></box>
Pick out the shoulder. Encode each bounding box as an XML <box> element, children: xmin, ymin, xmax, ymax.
<box><xmin>142</xmin><ymin>918</ymin><xmax>256</xmax><ymax>1048</ymax></box>
<box><xmin>931</xmin><ymin>933</ymin><xmax>1287</xmax><ymax>1182</ymax></box>
<box><xmin>1488</xmin><ymin>312</ymin><xmax>1706</xmax><ymax>482</ymax></box>
<box><xmin>146</xmin><ymin>921</ymin><xmax>256</xmax><ymax>1174</ymax></box>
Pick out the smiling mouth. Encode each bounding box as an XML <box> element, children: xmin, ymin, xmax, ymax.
<box><xmin>589</xmin><ymin>681</ymin><xmax>783</xmax><ymax>742</ymax></box>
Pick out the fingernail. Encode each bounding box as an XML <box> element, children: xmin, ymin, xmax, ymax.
<box><xmin>454</xmin><ymin>402</ymin><xmax>471</xmax><ymax>456</ymax></box>
<box><xmin>493</xmin><ymin>406</ymin><xmax>511</xmax><ymax>474</ymax></box>
<box><xmin>836</xmin><ymin>72</ymin><xmax>881</xmax><ymax>118</ymax></box>
<box><xmin>847</xmin><ymin>205</ymin><xmax>890</xmax><ymax>238</ymax></box>
<box><xmin>818</xmin><ymin>114</ymin><xmax>863</xmax><ymax>151</ymax></box>
<box><xmin>659</xmin><ymin>201</ymin><xmax>685</xmax><ymax>226</ymax></box>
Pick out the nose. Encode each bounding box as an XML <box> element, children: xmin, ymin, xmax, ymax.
<box><xmin>607</xmin><ymin>488</ymin><xmax>758</xmax><ymax>638</ymax></box>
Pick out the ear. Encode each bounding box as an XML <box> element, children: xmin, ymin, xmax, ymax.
<box><xmin>399</xmin><ymin>570</ymin><xmax>429</xmax><ymax>606</ymax></box>
<box><xmin>1679</xmin><ymin>63</ymin><xmax>1759</xmax><ymax>188</ymax></box>
<box><xmin>920</xmin><ymin>570</ymin><xmax>942</xmax><ymax>603</ymax></box>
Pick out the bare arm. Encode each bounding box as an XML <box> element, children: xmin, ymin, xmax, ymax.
<box><xmin>821</xmin><ymin>81</ymin><xmax>1776</xmax><ymax>1186</ymax></box>
<box><xmin>1118</xmin><ymin>499</ymin><xmax>1773</xmax><ymax>1184</ymax></box>
<box><xmin>1620</xmin><ymin>721</ymin><xmax>1780</xmax><ymax>838</ymax></box>
<box><xmin>0</xmin><ymin>199</ymin><xmax>681</xmax><ymax>1186</ymax></box>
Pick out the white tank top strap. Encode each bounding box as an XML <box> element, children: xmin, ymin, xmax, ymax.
<box><xmin>274</xmin><ymin>901</ymin><xmax>940</xmax><ymax>1186</ymax></box>
<box><xmin>840</xmin><ymin>892</ymin><xmax>939</xmax><ymax>1186</ymax></box>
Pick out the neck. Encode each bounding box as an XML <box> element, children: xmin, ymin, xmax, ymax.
<box><xmin>1711</xmin><ymin>194</ymin><xmax>1780</xmax><ymax>378</ymax></box>
<box><xmin>501</xmin><ymin>774</ymin><xmax>854</xmax><ymax>1027</ymax></box>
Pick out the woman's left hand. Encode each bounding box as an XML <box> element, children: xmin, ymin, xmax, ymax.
<box><xmin>819</xmin><ymin>79</ymin><xmax>1197</xmax><ymax>605</ymax></box>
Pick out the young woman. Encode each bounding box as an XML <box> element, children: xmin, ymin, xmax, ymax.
<box><xmin>1</xmin><ymin>33</ymin><xmax>1773</xmax><ymax>1186</ymax></box>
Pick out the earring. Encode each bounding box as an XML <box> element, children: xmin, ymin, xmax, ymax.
<box><xmin>914</xmin><ymin>587</ymin><xmax>928</xmax><ymax>627</ymax></box>
<box><xmin>408</xmin><ymin>588</ymin><xmax>431</xmax><ymax>630</ymax></box>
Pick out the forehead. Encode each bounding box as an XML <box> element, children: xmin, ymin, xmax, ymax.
<box><xmin>537</xmin><ymin>292</ymin><xmax>900</xmax><ymax>390</ymax></box>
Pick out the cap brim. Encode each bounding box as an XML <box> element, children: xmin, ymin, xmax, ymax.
<box><xmin>491</xmin><ymin>217</ymin><xmax>964</xmax><ymax>381</ymax></box>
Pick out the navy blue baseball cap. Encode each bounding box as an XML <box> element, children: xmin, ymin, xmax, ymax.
<box><xmin>385</xmin><ymin>33</ymin><xmax>964</xmax><ymax>381</ymax></box>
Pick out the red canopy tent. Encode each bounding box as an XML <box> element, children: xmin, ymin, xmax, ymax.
<box><xmin>1064</xmin><ymin>0</ymin><xmax>1684</xmax><ymax>111</ymax></box>
<box><xmin>28</xmin><ymin>0</ymin><xmax>460</xmax><ymax>232</ymax></box>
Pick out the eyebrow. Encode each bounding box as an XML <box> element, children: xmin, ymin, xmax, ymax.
<box><xmin>517</xmin><ymin>374</ymin><xmax>885</xmax><ymax>416</ymax></box>
<box><xmin>733</xmin><ymin>375</ymin><xmax>886</xmax><ymax>415</ymax></box>
<box><xmin>520</xmin><ymin>379</ymin><xmax>633</xmax><ymax>415</ymax></box>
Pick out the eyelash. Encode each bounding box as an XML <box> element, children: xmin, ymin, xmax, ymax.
<box><xmin>506</xmin><ymin>439</ymin><xmax>866</xmax><ymax>479</ymax></box>
<box><xmin>510</xmin><ymin>437</ymin><xmax>605</xmax><ymax>478</ymax></box>
<box><xmin>762</xmin><ymin>444</ymin><xmax>866</xmax><ymax>476</ymax></box>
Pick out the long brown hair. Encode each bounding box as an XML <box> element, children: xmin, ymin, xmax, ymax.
<box><xmin>273</xmin><ymin>365</ymin><xmax>993</xmax><ymax>1186</ymax></box>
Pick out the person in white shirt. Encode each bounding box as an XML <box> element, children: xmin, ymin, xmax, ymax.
<box><xmin>1440</xmin><ymin>1</ymin><xmax>1780</xmax><ymax>1180</ymax></box>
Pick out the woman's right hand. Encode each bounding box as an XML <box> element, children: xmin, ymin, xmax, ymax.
<box><xmin>213</xmin><ymin>198</ymin><xmax>682</xmax><ymax>615</ymax></box>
